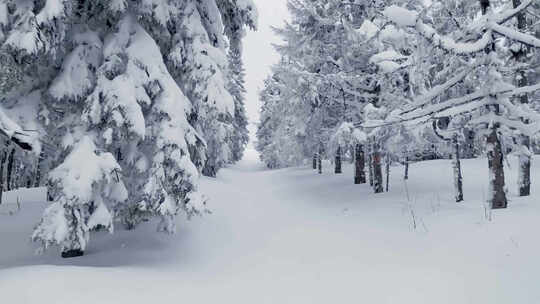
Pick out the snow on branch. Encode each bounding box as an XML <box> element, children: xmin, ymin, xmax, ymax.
<box><xmin>492</xmin><ymin>0</ymin><xmax>534</xmax><ymax>24</ymax></box>
<box><xmin>0</xmin><ymin>107</ymin><xmax>37</xmax><ymax>151</ymax></box>
<box><xmin>361</xmin><ymin>82</ymin><xmax>540</xmax><ymax>130</ymax></box>
<box><xmin>382</xmin><ymin>2</ymin><xmax>539</xmax><ymax>55</ymax></box>
<box><xmin>401</xmin><ymin>67</ymin><xmax>474</xmax><ymax>115</ymax></box>
<box><xmin>491</xmin><ymin>23</ymin><xmax>540</xmax><ymax>48</ymax></box>
<box><xmin>468</xmin><ymin>112</ymin><xmax>540</xmax><ymax>136</ymax></box>
<box><xmin>416</xmin><ymin>23</ymin><xmax>493</xmax><ymax>54</ymax></box>
<box><xmin>403</xmin><ymin>82</ymin><xmax>540</xmax><ymax>121</ymax></box>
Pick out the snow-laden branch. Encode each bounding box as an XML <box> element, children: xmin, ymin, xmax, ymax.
<box><xmin>492</xmin><ymin>0</ymin><xmax>534</xmax><ymax>24</ymax></box>
<box><xmin>468</xmin><ymin>113</ymin><xmax>540</xmax><ymax>136</ymax></box>
<box><xmin>359</xmin><ymin>82</ymin><xmax>540</xmax><ymax>130</ymax></box>
<box><xmin>491</xmin><ymin>22</ymin><xmax>540</xmax><ymax>48</ymax></box>
<box><xmin>416</xmin><ymin>23</ymin><xmax>493</xmax><ymax>54</ymax></box>
<box><xmin>403</xmin><ymin>82</ymin><xmax>540</xmax><ymax>121</ymax></box>
<box><xmin>0</xmin><ymin>108</ymin><xmax>36</xmax><ymax>151</ymax></box>
<box><xmin>401</xmin><ymin>67</ymin><xmax>474</xmax><ymax>115</ymax></box>
<box><xmin>382</xmin><ymin>2</ymin><xmax>539</xmax><ymax>55</ymax></box>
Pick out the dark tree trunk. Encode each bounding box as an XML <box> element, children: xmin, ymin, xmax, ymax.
<box><xmin>518</xmin><ymin>135</ymin><xmax>531</xmax><ymax>196</ymax></box>
<box><xmin>481</xmin><ymin>0</ymin><xmax>506</xmax><ymax>208</ymax></box>
<box><xmin>318</xmin><ymin>145</ymin><xmax>323</xmax><ymax>174</ymax></box>
<box><xmin>34</xmin><ymin>150</ymin><xmax>44</xmax><ymax>187</ymax></box>
<box><xmin>385</xmin><ymin>155</ymin><xmax>390</xmax><ymax>192</ymax></box>
<box><xmin>6</xmin><ymin>147</ymin><xmax>15</xmax><ymax>191</ymax></box>
<box><xmin>513</xmin><ymin>0</ymin><xmax>531</xmax><ymax>197</ymax></box>
<box><xmin>313</xmin><ymin>153</ymin><xmax>317</xmax><ymax>170</ymax></box>
<box><xmin>335</xmin><ymin>146</ymin><xmax>342</xmax><ymax>174</ymax></box>
<box><xmin>368</xmin><ymin>146</ymin><xmax>374</xmax><ymax>186</ymax></box>
<box><xmin>354</xmin><ymin>144</ymin><xmax>366</xmax><ymax>184</ymax></box>
<box><xmin>372</xmin><ymin>143</ymin><xmax>383</xmax><ymax>193</ymax></box>
<box><xmin>404</xmin><ymin>156</ymin><xmax>409</xmax><ymax>180</ymax></box>
<box><xmin>0</xmin><ymin>149</ymin><xmax>6</xmax><ymax>205</ymax></box>
<box><xmin>12</xmin><ymin>159</ymin><xmax>19</xmax><ymax>190</ymax></box>
<box><xmin>487</xmin><ymin>126</ymin><xmax>507</xmax><ymax>209</ymax></box>
<box><xmin>453</xmin><ymin>134</ymin><xmax>464</xmax><ymax>202</ymax></box>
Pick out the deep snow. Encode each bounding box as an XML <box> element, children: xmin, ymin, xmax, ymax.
<box><xmin>1</xmin><ymin>149</ymin><xmax>540</xmax><ymax>303</ymax></box>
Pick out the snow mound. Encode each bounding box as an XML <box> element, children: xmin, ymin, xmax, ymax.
<box><xmin>383</xmin><ymin>5</ymin><xmax>418</xmax><ymax>27</ymax></box>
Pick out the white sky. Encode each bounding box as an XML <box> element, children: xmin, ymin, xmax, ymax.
<box><xmin>242</xmin><ymin>0</ymin><xmax>290</xmax><ymax>136</ymax></box>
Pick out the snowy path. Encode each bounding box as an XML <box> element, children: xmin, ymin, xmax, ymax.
<box><xmin>1</xmin><ymin>150</ymin><xmax>540</xmax><ymax>303</ymax></box>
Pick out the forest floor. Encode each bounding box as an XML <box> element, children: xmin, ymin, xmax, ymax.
<box><xmin>1</xmin><ymin>149</ymin><xmax>540</xmax><ymax>303</ymax></box>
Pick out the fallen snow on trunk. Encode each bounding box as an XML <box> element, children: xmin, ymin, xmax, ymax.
<box><xmin>1</xmin><ymin>150</ymin><xmax>540</xmax><ymax>303</ymax></box>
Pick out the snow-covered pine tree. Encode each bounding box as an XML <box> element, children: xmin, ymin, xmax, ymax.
<box><xmin>227</xmin><ymin>47</ymin><xmax>250</xmax><ymax>163</ymax></box>
<box><xmin>167</xmin><ymin>0</ymin><xmax>256</xmax><ymax>177</ymax></box>
<box><xmin>1</xmin><ymin>0</ymin><xmax>255</xmax><ymax>257</ymax></box>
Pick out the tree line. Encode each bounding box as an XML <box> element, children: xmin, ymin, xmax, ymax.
<box><xmin>256</xmin><ymin>0</ymin><xmax>540</xmax><ymax>209</ymax></box>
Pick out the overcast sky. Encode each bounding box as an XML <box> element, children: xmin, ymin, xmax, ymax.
<box><xmin>242</xmin><ymin>1</ymin><xmax>290</xmax><ymax>137</ymax></box>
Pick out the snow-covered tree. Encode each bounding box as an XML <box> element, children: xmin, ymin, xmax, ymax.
<box><xmin>373</xmin><ymin>0</ymin><xmax>540</xmax><ymax>208</ymax></box>
<box><xmin>1</xmin><ymin>0</ymin><xmax>256</xmax><ymax>257</ymax></box>
<box><xmin>227</xmin><ymin>47</ymin><xmax>250</xmax><ymax>163</ymax></box>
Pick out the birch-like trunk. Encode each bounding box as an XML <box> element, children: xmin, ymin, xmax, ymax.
<box><xmin>453</xmin><ymin>135</ymin><xmax>464</xmax><ymax>202</ymax></box>
<box><xmin>487</xmin><ymin>126</ymin><xmax>507</xmax><ymax>209</ymax></box>
<box><xmin>513</xmin><ymin>0</ymin><xmax>531</xmax><ymax>197</ymax></box>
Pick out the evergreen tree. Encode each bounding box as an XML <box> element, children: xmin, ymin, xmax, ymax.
<box><xmin>0</xmin><ymin>0</ymin><xmax>256</xmax><ymax>256</ymax></box>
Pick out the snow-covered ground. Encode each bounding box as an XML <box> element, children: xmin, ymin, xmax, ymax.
<box><xmin>1</xmin><ymin>149</ymin><xmax>540</xmax><ymax>303</ymax></box>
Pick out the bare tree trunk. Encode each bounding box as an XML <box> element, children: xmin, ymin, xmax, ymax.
<box><xmin>354</xmin><ymin>144</ymin><xmax>366</xmax><ymax>184</ymax></box>
<box><xmin>513</xmin><ymin>0</ymin><xmax>531</xmax><ymax>197</ymax></box>
<box><xmin>368</xmin><ymin>143</ymin><xmax>374</xmax><ymax>186</ymax></box>
<box><xmin>313</xmin><ymin>153</ymin><xmax>317</xmax><ymax>170</ymax></box>
<box><xmin>385</xmin><ymin>155</ymin><xmax>390</xmax><ymax>192</ymax></box>
<box><xmin>13</xmin><ymin>159</ymin><xmax>20</xmax><ymax>190</ymax></box>
<box><xmin>404</xmin><ymin>156</ymin><xmax>409</xmax><ymax>180</ymax></box>
<box><xmin>34</xmin><ymin>150</ymin><xmax>44</xmax><ymax>187</ymax></box>
<box><xmin>487</xmin><ymin>126</ymin><xmax>507</xmax><ymax>209</ymax></box>
<box><xmin>6</xmin><ymin>147</ymin><xmax>15</xmax><ymax>191</ymax></box>
<box><xmin>318</xmin><ymin>145</ymin><xmax>323</xmax><ymax>174</ymax></box>
<box><xmin>453</xmin><ymin>134</ymin><xmax>464</xmax><ymax>202</ymax></box>
<box><xmin>372</xmin><ymin>142</ymin><xmax>383</xmax><ymax>193</ymax></box>
<box><xmin>0</xmin><ymin>149</ymin><xmax>6</xmax><ymax>205</ymax></box>
<box><xmin>518</xmin><ymin>135</ymin><xmax>531</xmax><ymax>196</ymax></box>
<box><xmin>335</xmin><ymin>146</ymin><xmax>342</xmax><ymax>174</ymax></box>
<box><xmin>480</xmin><ymin>0</ymin><xmax>507</xmax><ymax>209</ymax></box>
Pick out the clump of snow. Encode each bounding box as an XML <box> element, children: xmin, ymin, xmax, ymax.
<box><xmin>36</xmin><ymin>0</ymin><xmax>65</xmax><ymax>25</ymax></box>
<box><xmin>87</xmin><ymin>201</ymin><xmax>113</xmax><ymax>233</ymax></box>
<box><xmin>357</xmin><ymin>20</ymin><xmax>379</xmax><ymax>40</ymax></box>
<box><xmin>383</xmin><ymin>5</ymin><xmax>418</xmax><ymax>27</ymax></box>
<box><xmin>30</xmin><ymin>202</ymin><xmax>69</xmax><ymax>252</ymax></box>
<box><xmin>48</xmin><ymin>136</ymin><xmax>120</xmax><ymax>202</ymax></box>
<box><xmin>369</xmin><ymin>50</ymin><xmax>408</xmax><ymax>73</ymax></box>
